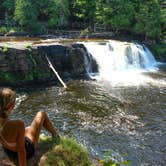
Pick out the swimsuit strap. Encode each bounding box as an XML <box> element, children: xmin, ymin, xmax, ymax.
<box><xmin>0</xmin><ymin>120</ymin><xmax>8</xmax><ymax>132</ymax></box>
<box><xmin>0</xmin><ymin>120</ymin><xmax>17</xmax><ymax>148</ymax></box>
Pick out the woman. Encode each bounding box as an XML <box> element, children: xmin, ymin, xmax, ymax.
<box><xmin>0</xmin><ymin>88</ymin><xmax>59</xmax><ymax>166</ymax></box>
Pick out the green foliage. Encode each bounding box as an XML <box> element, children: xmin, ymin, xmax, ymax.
<box><xmin>150</xmin><ymin>42</ymin><xmax>166</xmax><ymax>59</ymax></box>
<box><xmin>3</xmin><ymin>0</ymin><xmax>15</xmax><ymax>15</ymax></box>
<box><xmin>0</xmin><ymin>25</ymin><xmax>20</xmax><ymax>33</ymax></box>
<box><xmin>8</xmin><ymin>27</ymin><xmax>16</xmax><ymax>33</ymax></box>
<box><xmin>160</xmin><ymin>0</ymin><xmax>166</xmax><ymax>38</ymax></box>
<box><xmin>48</xmin><ymin>0</ymin><xmax>69</xmax><ymax>28</ymax></box>
<box><xmin>39</xmin><ymin>135</ymin><xmax>92</xmax><ymax>166</ymax></box>
<box><xmin>133</xmin><ymin>0</ymin><xmax>162</xmax><ymax>39</ymax></box>
<box><xmin>0</xmin><ymin>72</ymin><xmax>14</xmax><ymax>81</ymax></box>
<box><xmin>69</xmin><ymin>0</ymin><xmax>96</xmax><ymax>28</ymax></box>
<box><xmin>100</xmin><ymin>150</ymin><xmax>130</xmax><ymax>166</ymax></box>
<box><xmin>28</xmin><ymin>54</ymin><xmax>36</xmax><ymax>66</ymax></box>
<box><xmin>25</xmin><ymin>43</ymin><xmax>32</xmax><ymax>51</ymax></box>
<box><xmin>14</xmin><ymin>0</ymin><xmax>39</xmax><ymax>32</ymax></box>
<box><xmin>1</xmin><ymin>0</ymin><xmax>15</xmax><ymax>32</ymax></box>
<box><xmin>25</xmin><ymin>46</ymin><xmax>38</xmax><ymax>67</ymax></box>
<box><xmin>2</xmin><ymin>45</ymin><xmax>9</xmax><ymax>53</ymax></box>
<box><xmin>0</xmin><ymin>26</ymin><xmax>8</xmax><ymax>33</ymax></box>
<box><xmin>0</xmin><ymin>0</ymin><xmax>165</xmax><ymax>42</ymax></box>
<box><xmin>95</xmin><ymin>0</ymin><xmax>134</xmax><ymax>30</ymax></box>
<box><xmin>13</xmin><ymin>0</ymin><xmax>69</xmax><ymax>31</ymax></box>
<box><xmin>24</xmin><ymin>73</ymin><xmax>33</xmax><ymax>81</ymax></box>
<box><xmin>39</xmin><ymin>135</ymin><xmax>131</xmax><ymax>166</ymax></box>
<box><xmin>33</xmin><ymin>70</ymin><xmax>42</xmax><ymax>78</ymax></box>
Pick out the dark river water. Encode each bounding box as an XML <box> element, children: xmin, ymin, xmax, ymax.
<box><xmin>10</xmin><ymin>67</ymin><xmax>166</xmax><ymax>166</ymax></box>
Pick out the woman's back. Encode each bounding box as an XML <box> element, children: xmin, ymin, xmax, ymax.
<box><xmin>0</xmin><ymin>120</ymin><xmax>24</xmax><ymax>151</ymax></box>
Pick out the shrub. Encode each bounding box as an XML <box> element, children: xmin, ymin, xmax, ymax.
<box><xmin>39</xmin><ymin>135</ymin><xmax>92</xmax><ymax>166</ymax></box>
<box><xmin>150</xmin><ymin>42</ymin><xmax>166</xmax><ymax>60</ymax></box>
<box><xmin>99</xmin><ymin>150</ymin><xmax>130</xmax><ymax>166</ymax></box>
<box><xmin>0</xmin><ymin>26</ymin><xmax>8</xmax><ymax>33</ymax></box>
<box><xmin>0</xmin><ymin>72</ymin><xmax>14</xmax><ymax>82</ymax></box>
<box><xmin>2</xmin><ymin>45</ymin><xmax>9</xmax><ymax>53</ymax></box>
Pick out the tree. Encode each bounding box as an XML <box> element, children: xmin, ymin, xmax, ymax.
<box><xmin>133</xmin><ymin>0</ymin><xmax>162</xmax><ymax>40</ymax></box>
<box><xmin>0</xmin><ymin>0</ymin><xmax>15</xmax><ymax>29</ymax></box>
<box><xmin>0</xmin><ymin>0</ymin><xmax>164</xmax><ymax>41</ymax></box>
<box><xmin>47</xmin><ymin>0</ymin><xmax>69</xmax><ymax>28</ymax></box>
<box><xmin>3</xmin><ymin>0</ymin><xmax>15</xmax><ymax>18</ymax></box>
<box><xmin>69</xmin><ymin>0</ymin><xmax>96</xmax><ymax>29</ymax></box>
<box><xmin>0</xmin><ymin>0</ymin><xmax>5</xmax><ymax>19</ymax></box>
<box><xmin>14</xmin><ymin>0</ymin><xmax>38</xmax><ymax>32</ymax></box>
<box><xmin>95</xmin><ymin>0</ymin><xmax>134</xmax><ymax>31</ymax></box>
<box><xmin>160</xmin><ymin>0</ymin><xmax>166</xmax><ymax>39</ymax></box>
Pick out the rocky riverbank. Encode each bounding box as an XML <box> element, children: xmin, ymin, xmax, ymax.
<box><xmin>0</xmin><ymin>136</ymin><xmax>101</xmax><ymax>166</ymax></box>
<box><xmin>0</xmin><ymin>39</ymin><xmax>98</xmax><ymax>86</ymax></box>
<box><xmin>0</xmin><ymin>35</ymin><xmax>165</xmax><ymax>86</ymax></box>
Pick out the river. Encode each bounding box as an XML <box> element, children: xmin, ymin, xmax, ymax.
<box><xmin>5</xmin><ymin>39</ymin><xmax>166</xmax><ymax>166</ymax></box>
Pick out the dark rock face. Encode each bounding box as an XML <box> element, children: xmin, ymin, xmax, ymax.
<box><xmin>67</xmin><ymin>47</ymin><xmax>87</xmax><ymax>76</ymax></box>
<box><xmin>70</xmin><ymin>44</ymin><xmax>98</xmax><ymax>74</ymax></box>
<box><xmin>0</xmin><ymin>43</ymin><xmax>98</xmax><ymax>86</ymax></box>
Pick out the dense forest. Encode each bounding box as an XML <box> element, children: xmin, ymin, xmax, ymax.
<box><xmin>0</xmin><ymin>0</ymin><xmax>166</xmax><ymax>41</ymax></box>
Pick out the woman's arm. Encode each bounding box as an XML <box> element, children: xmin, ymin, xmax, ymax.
<box><xmin>17</xmin><ymin>121</ymin><xmax>26</xmax><ymax>166</ymax></box>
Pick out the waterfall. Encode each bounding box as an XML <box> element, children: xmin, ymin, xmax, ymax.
<box><xmin>81</xmin><ymin>40</ymin><xmax>159</xmax><ymax>85</ymax></box>
<box><xmin>82</xmin><ymin>47</ymin><xmax>93</xmax><ymax>74</ymax></box>
<box><xmin>125</xmin><ymin>43</ymin><xmax>157</xmax><ymax>69</ymax></box>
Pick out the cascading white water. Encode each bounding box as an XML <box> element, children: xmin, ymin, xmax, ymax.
<box><xmin>125</xmin><ymin>43</ymin><xmax>157</xmax><ymax>69</ymax></box>
<box><xmin>82</xmin><ymin>40</ymin><xmax>160</xmax><ymax>86</ymax></box>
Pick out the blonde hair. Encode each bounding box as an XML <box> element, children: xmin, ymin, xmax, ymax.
<box><xmin>0</xmin><ymin>88</ymin><xmax>16</xmax><ymax>118</ymax></box>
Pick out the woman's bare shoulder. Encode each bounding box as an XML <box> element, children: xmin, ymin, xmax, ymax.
<box><xmin>7</xmin><ymin>119</ymin><xmax>24</xmax><ymax>124</ymax></box>
<box><xmin>6</xmin><ymin>120</ymin><xmax>25</xmax><ymax>129</ymax></box>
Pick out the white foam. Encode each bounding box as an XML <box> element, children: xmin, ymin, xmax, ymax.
<box><xmin>81</xmin><ymin>40</ymin><xmax>165</xmax><ymax>87</ymax></box>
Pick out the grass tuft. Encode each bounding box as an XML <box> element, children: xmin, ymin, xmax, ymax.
<box><xmin>39</xmin><ymin>135</ymin><xmax>92</xmax><ymax>166</ymax></box>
